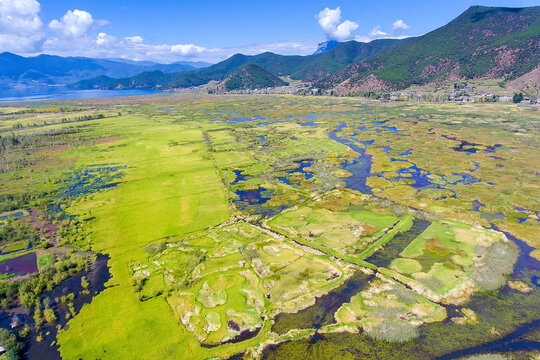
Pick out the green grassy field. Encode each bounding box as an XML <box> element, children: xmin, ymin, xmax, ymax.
<box><xmin>36</xmin><ymin>254</ymin><xmax>53</xmax><ymax>270</ymax></box>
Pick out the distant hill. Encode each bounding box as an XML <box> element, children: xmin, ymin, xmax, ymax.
<box><xmin>220</xmin><ymin>64</ymin><xmax>287</xmax><ymax>90</ymax></box>
<box><xmin>168</xmin><ymin>52</ymin><xmax>310</xmax><ymax>88</ymax></box>
<box><xmin>74</xmin><ymin>39</ymin><xmax>403</xmax><ymax>89</ymax></box>
<box><xmin>72</xmin><ymin>71</ymin><xmax>176</xmax><ymax>90</ymax></box>
<box><xmin>172</xmin><ymin>60</ymin><xmax>213</xmax><ymax>69</ymax></box>
<box><xmin>108</xmin><ymin>58</ymin><xmax>211</xmax><ymax>69</ymax></box>
<box><xmin>0</xmin><ymin>52</ymin><xmax>198</xmax><ymax>88</ymax></box>
<box><xmin>317</xmin><ymin>6</ymin><xmax>540</xmax><ymax>93</ymax></box>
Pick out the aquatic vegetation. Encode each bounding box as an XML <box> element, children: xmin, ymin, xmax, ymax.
<box><xmin>267</xmin><ymin>189</ymin><xmax>408</xmax><ymax>265</ymax></box>
<box><xmin>130</xmin><ymin>222</ymin><xmax>350</xmax><ymax>345</ymax></box>
<box><xmin>384</xmin><ymin>220</ymin><xmax>518</xmax><ymax>304</ymax></box>
<box><xmin>327</xmin><ymin>275</ymin><xmax>446</xmax><ymax>342</ymax></box>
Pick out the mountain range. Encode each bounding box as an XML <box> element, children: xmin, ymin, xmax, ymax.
<box><xmin>318</xmin><ymin>5</ymin><xmax>540</xmax><ymax>93</ymax></box>
<box><xmin>71</xmin><ymin>38</ymin><xmax>402</xmax><ymax>89</ymax></box>
<box><xmin>0</xmin><ymin>53</ymin><xmax>207</xmax><ymax>89</ymax></box>
<box><xmin>3</xmin><ymin>6</ymin><xmax>539</xmax><ymax>94</ymax></box>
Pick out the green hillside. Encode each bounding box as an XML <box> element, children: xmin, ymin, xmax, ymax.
<box><xmin>223</xmin><ymin>64</ymin><xmax>287</xmax><ymax>90</ymax></box>
<box><xmin>318</xmin><ymin>6</ymin><xmax>540</xmax><ymax>92</ymax></box>
<box><xmin>290</xmin><ymin>39</ymin><xmax>401</xmax><ymax>81</ymax></box>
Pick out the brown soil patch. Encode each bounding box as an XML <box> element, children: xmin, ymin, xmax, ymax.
<box><xmin>425</xmin><ymin>237</ymin><xmax>448</xmax><ymax>250</ymax></box>
<box><xmin>30</xmin><ymin>209</ymin><xmax>58</xmax><ymax>244</ymax></box>
<box><xmin>95</xmin><ymin>136</ymin><xmax>121</xmax><ymax>144</ymax></box>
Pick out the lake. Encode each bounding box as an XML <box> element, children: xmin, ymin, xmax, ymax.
<box><xmin>0</xmin><ymin>86</ymin><xmax>166</xmax><ymax>103</ymax></box>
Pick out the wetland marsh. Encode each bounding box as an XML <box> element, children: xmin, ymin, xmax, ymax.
<box><xmin>0</xmin><ymin>95</ymin><xmax>538</xmax><ymax>359</ymax></box>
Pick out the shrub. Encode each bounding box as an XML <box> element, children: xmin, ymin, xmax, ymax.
<box><xmin>44</xmin><ymin>308</ymin><xmax>57</xmax><ymax>325</ymax></box>
<box><xmin>0</xmin><ymin>328</ymin><xmax>22</xmax><ymax>360</ymax></box>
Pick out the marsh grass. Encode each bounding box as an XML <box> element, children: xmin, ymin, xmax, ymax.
<box><xmin>365</xmin><ymin>320</ymin><xmax>419</xmax><ymax>343</ymax></box>
<box><xmin>472</xmin><ymin>241</ymin><xmax>518</xmax><ymax>291</ymax></box>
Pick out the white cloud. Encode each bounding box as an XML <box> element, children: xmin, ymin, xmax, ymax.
<box><xmin>96</xmin><ymin>32</ymin><xmax>116</xmax><ymax>46</ymax></box>
<box><xmin>40</xmin><ymin>35</ymin><xmax>317</xmax><ymax>64</ymax></box>
<box><xmin>352</xmin><ymin>24</ymin><xmax>411</xmax><ymax>43</ymax></box>
<box><xmin>94</xmin><ymin>19</ymin><xmax>110</xmax><ymax>27</ymax></box>
<box><xmin>0</xmin><ymin>1</ymin><xmax>415</xmax><ymax>65</ymax></box>
<box><xmin>0</xmin><ymin>1</ymin><xmax>328</xmax><ymax>63</ymax></box>
<box><xmin>369</xmin><ymin>26</ymin><xmax>387</xmax><ymax>38</ymax></box>
<box><xmin>316</xmin><ymin>7</ymin><xmax>358</xmax><ymax>41</ymax></box>
<box><xmin>49</xmin><ymin>9</ymin><xmax>93</xmax><ymax>37</ymax></box>
<box><xmin>0</xmin><ymin>0</ymin><xmax>43</xmax><ymax>52</ymax></box>
<box><xmin>125</xmin><ymin>36</ymin><xmax>143</xmax><ymax>44</ymax></box>
<box><xmin>392</xmin><ymin>19</ymin><xmax>409</xmax><ymax>32</ymax></box>
<box><xmin>171</xmin><ymin>44</ymin><xmax>205</xmax><ymax>55</ymax></box>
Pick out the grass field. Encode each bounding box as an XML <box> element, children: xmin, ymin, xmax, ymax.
<box><xmin>37</xmin><ymin>254</ymin><xmax>53</xmax><ymax>270</ymax></box>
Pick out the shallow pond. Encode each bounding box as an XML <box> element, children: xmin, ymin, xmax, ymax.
<box><xmin>452</xmin><ymin>140</ymin><xmax>502</xmax><ymax>154</ymax></box>
<box><xmin>0</xmin><ymin>253</ymin><xmax>38</xmax><ymax>275</ymax></box>
<box><xmin>278</xmin><ymin>160</ymin><xmax>315</xmax><ymax>185</ymax></box>
<box><xmin>51</xmin><ymin>165</ymin><xmax>126</xmax><ymax>215</ymax></box>
<box><xmin>57</xmin><ymin>165</ymin><xmax>125</xmax><ymax>199</ymax></box>
<box><xmin>233</xmin><ymin>188</ymin><xmax>286</xmax><ymax>219</ymax></box>
<box><xmin>230</xmin><ymin>170</ymin><xmax>248</xmax><ymax>185</ymax></box>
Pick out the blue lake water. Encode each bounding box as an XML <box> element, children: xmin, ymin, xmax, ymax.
<box><xmin>0</xmin><ymin>211</ymin><xmax>24</xmax><ymax>221</ymax></box>
<box><xmin>329</xmin><ymin>122</ymin><xmax>373</xmax><ymax>194</ymax></box>
<box><xmin>0</xmin><ymin>87</ymin><xmax>166</xmax><ymax>103</ymax></box>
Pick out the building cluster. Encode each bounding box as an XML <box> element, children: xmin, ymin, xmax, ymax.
<box><xmin>345</xmin><ymin>90</ymin><xmax>538</xmax><ymax>104</ymax></box>
<box><xmin>220</xmin><ymin>87</ymin><xmax>303</xmax><ymax>95</ymax></box>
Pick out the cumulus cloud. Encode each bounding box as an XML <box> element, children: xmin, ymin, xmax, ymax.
<box><xmin>96</xmin><ymin>32</ymin><xmax>116</xmax><ymax>46</ymax></box>
<box><xmin>316</xmin><ymin>7</ymin><xmax>358</xmax><ymax>41</ymax></box>
<box><xmin>392</xmin><ymin>19</ymin><xmax>409</xmax><ymax>32</ymax></box>
<box><xmin>125</xmin><ymin>36</ymin><xmax>143</xmax><ymax>44</ymax></box>
<box><xmin>351</xmin><ymin>19</ymin><xmax>412</xmax><ymax>43</ymax></box>
<box><xmin>0</xmin><ymin>0</ymin><xmax>43</xmax><ymax>52</ymax></box>
<box><xmin>1</xmin><ymin>0</ymin><xmax>318</xmax><ymax>63</ymax></box>
<box><xmin>171</xmin><ymin>44</ymin><xmax>206</xmax><ymax>56</ymax></box>
<box><xmin>49</xmin><ymin>9</ymin><xmax>93</xmax><ymax>37</ymax></box>
<box><xmin>368</xmin><ymin>26</ymin><xmax>387</xmax><ymax>38</ymax></box>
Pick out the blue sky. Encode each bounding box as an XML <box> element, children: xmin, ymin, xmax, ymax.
<box><xmin>1</xmin><ymin>0</ymin><xmax>539</xmax><ymax>63</ymax></box>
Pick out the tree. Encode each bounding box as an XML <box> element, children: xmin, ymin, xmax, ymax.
<box><xmin>81</xmin><ymin>276</ymin><xmax>89</xmax><ymax>290</ymax></box>
<box><xmin>512</xmin><ymin>93</ymin><xmax>523</xmax><ymax>103</ymax></box>
<box><xmin>0</xmin><ymin>328</ymin><xmax>22</xmax><ymax>360</ymax></box>
<box><xmin>43</xmin><ymin>308</ymin><xmax>57</xmax><ymax>325</ymax></box>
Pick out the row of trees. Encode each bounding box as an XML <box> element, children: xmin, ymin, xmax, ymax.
<box><xmin>6</xmin><ymin>114</ymin><xmax>106</xmax><ymax>133</ymax></box>
<box><xmin>512</xmin><ymin>93</ymin><xmax>538</xmax><ymax>104</ymax></box>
